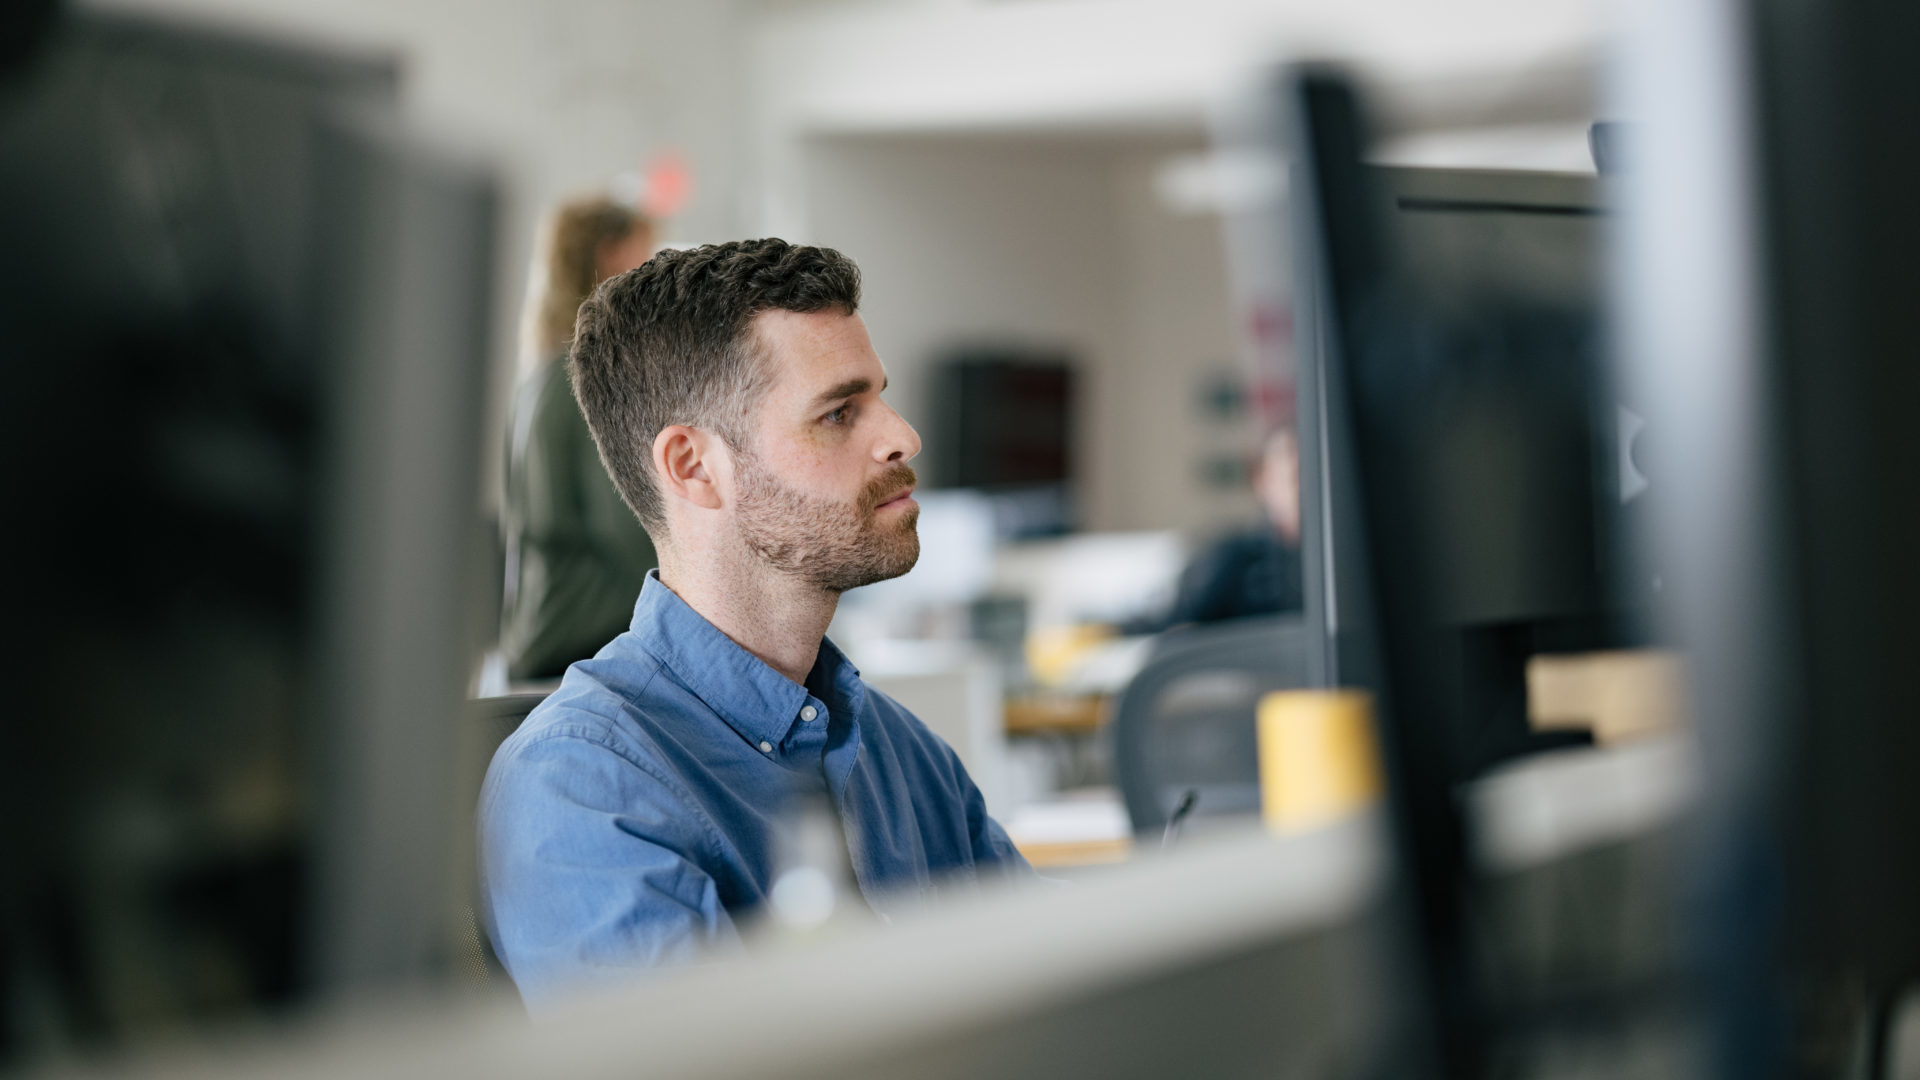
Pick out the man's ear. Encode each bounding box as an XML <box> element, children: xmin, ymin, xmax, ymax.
<box><xmin>653</xmin><ymin>424</ymin><xmax>727</xmax><ymax>512</ymax></box>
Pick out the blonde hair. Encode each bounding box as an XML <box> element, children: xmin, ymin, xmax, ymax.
<box><xmin>520</xmin><ymin>195</ymin><xmax>651</xmax><ymax>369</ymax></box>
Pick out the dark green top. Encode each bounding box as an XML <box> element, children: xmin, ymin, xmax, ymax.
<box><xmin>500</xmin><ymin>358</ymin><xmax>657</xmax><ymax>680</ymax></box>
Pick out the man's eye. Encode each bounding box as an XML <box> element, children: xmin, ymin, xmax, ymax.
<box><xmin>824</xmin><ymin>405</ymin><xmax>850</xmax><ymax>425</ymax></box>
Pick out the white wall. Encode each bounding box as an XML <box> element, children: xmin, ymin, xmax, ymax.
<box><xmin>799</xmin><ymin>134</ymin><xmax>1257</xmax><ymax>536</ymax></box>
<box><xmin>1105</xmin><ymin>146</ymin><xmax>1258</xmax><ymax>533</ymax></box>
<box><xmin>745</xmin><ymin>0</ymin><xmax>1603</xmax><ymax>190</ymax></box>
<box><xmin>99</xmin><ymin>0</ymin><xmax>1606</xmax><ymax>526</ymax></box>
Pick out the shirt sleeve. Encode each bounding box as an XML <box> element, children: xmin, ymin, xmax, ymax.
<box><xmin>477</xmin><ymin>728</ymin><xmax>739</xmax><ymax>1012</ymax></box>
<box><xmin>935</xmin><ymin>737</ymin><xmax>1035</xmax><ymax>879</ymax></box>
<box><xmin>969</xmin><ymin>798</ymin><xmax>1033</xmax><ymax>877</ymax></box>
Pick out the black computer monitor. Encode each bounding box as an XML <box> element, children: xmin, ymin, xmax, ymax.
<box><xmin>1284</xmin><ymin>68</ymin><xmax>1656</xmax><ymax>1079</ymax></box>
<box><xmin>1293</xmin><ymin>121</ymin><xmax>1649</xmax><ymax>783</ymax></box>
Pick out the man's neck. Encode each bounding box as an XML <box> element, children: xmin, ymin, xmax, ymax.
<box><xmin>656</xmin><ymin>543</ymin><xmax>838</xmax><ymax>687</ymax></box>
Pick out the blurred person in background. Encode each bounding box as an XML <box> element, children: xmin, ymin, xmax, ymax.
<box><xmin>1128</xmin><ymin>424</ymin><xmax>1304</xmax><ymax>633</ymax></box>
<box><xmin>500</xmin><ymin>195</ymin><xmax>660</xmax><ymax>681</ymax></box>
<box><xmin>479</xmin><ymin>240</ymin><xmax>1033</xmax><ymax>1010</ymax></box>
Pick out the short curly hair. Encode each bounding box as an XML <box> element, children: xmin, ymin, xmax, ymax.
<box><xmin>569</xmin><ymin>238</ymin><xmax>863</xmax><ymax>536</ymax></box>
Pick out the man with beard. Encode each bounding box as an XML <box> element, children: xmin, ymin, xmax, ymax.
<box><xmin>478</xmin><ymin>239</ymin><xmax>1033</xmax><ymax>1009</ymax></box>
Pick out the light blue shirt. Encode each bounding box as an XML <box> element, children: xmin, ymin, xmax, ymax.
<box><xmin>478</xmin><ymin>572</ymin><xmax>1032</xmax><ymax>1009</ymax></box>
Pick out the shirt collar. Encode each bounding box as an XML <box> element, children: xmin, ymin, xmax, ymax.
<box><xmin>812</xmin><ymin>634</ymin><xmax>866</xmax><ymax>716</ymax></box>
<box><xmin>627</xmin><ymin>570</ymin><xmax>859</xmax><ymax>748</ymax></box>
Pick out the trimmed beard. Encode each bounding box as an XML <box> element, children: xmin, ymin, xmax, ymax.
<box><xmin>733</xmin><ymin>451</ymin><xmax>921</xmax><ymax>593</ymax></box>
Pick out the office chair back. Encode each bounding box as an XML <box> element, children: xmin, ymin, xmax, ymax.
<box><xmin>1111</xmin><ymin>616</ymin><xmax>1311</xmax><ymax>834</ymax></box>
<box><xmin>455</xmin><ymin>691</ymin><xmax>548</xmax><ymax>987</ymax></box>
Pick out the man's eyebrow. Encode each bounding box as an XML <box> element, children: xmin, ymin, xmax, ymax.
<box><xmin>808</xmin><ymin>375</ymin><xmax>886</xmax><ymax>409</ymax></box>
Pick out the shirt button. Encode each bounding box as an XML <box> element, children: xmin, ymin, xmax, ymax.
<box><xmin>758</xmin><ymin>741</ymin><xmax>773</xmax><ymax>753</ymax></box>
<box><xmin>800</xmin><ymin>706</ymin><xmax>818</xmax><ymax>722</ymax></box>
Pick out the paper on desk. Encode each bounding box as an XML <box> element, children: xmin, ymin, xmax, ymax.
<box><xmin>1004</xmin><ymin>791</ymin><xmax>1132</xmax><ymax>847</ymax></box>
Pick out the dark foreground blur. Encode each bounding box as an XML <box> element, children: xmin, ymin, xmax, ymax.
<box><xmin>4</xmin><ymin>1</ymin><xmax>1920</xmax><ymax>1078</ymax></box>
<box><xmin>0</xmin><ymin>6</ymin><xmax>492</xmax><ymax>1055</ymax></box>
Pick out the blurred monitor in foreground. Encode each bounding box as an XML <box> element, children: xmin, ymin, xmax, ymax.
<box><xmin>1617</xmin><ymin>0</ymin><xmax>1920</xmax><ymax>1075</ymax></box>
<box><xmin>0</xmin><ymin>9</ymin><xmax>495</xmax><ymax>1061</ymax></box>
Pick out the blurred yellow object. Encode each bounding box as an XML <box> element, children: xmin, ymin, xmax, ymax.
<box><xmin>1025</xmin><ymin>623</ymin><xmax>1116</xmax><ymax>688</ymax></box>
<box><xmin>1257</xmin><ymin>690</ymin><xmax>1382</xmax><ymax>833</ymax></box>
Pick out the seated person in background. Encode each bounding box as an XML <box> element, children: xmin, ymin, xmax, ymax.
<box><xmin>1128</xmin><ymin>425</ymin><xmax>1304</xmax><ymax>633</ymax></box>
<box><xmin>479</xmin><ymin>240</ymin><xmax>1034</xmax><ymax>1010</ymax></box>
<box><xmin>500</xmin><ymin>195</ymin><xmax>660</xmax><ymax>681</ymax></box>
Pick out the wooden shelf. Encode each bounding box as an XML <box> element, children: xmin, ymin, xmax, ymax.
<box><xmin>1003</xmin><ymin>694</ymin><xmax>1108</xmax><ymax>736</ymax></box>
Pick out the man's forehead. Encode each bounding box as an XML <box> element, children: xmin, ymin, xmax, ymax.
<box><xmin>752</xmin><ymin>309</ymin><xmax>886</xmax><ymax>394</ymax></box>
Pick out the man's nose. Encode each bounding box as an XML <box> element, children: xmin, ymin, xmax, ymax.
<box><xmin>876</xmin><ymin>401</ymin><xmax>922</xmax><ymax>463</ymax></box>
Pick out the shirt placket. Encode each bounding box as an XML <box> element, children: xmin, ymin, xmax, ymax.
<box><xmin>785</xmin><ymin>695</ymin><xmax>830</xmax><ymax>764</ymax></box>
<box><xmin>823</xmin><ymin>682</ymin><xmax>898</xmax><ymax>915</ymax></box>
